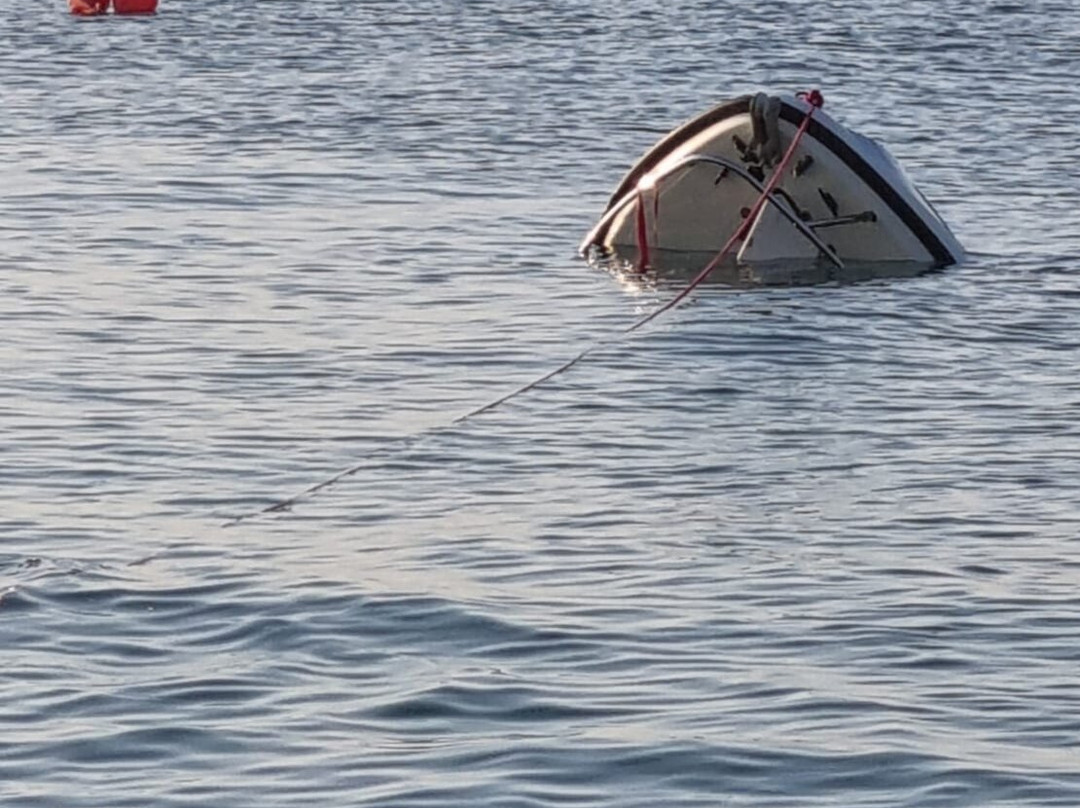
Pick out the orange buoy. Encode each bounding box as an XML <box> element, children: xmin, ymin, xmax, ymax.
<box><xmin>69</xmin><ymin>0</ymin><xmax>110</xmax><ymax>14</ymax></box>
<box><xmin>113</xmin><ymin>0</ymin><xmax>157</xmax><ymax>12</ymax></box>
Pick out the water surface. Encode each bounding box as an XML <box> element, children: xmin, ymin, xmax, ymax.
<box><xmin>3</xmin><ymin>1</ymin><xmax>1080</xmax><ymax>806</ymax></box>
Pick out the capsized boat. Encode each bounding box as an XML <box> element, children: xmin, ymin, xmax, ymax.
<box><xmin>580</xmin><ymin>92</ymin><xmax>964</xmax><ymax>270</ymax></box>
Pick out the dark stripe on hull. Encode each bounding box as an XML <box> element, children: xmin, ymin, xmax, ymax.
<box><xmin>604</xmin><ymin>96</ymin><xmax>752</xmax><ymax>210</ymax></box>
<box><xmin>776</xmin><ymin>102</ymin><xmax>955</xmax><ymax>266</ymax></box>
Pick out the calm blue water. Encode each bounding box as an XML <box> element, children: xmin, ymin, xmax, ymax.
<box><xmin>4</xmin><ymin>1</ymin><xmax>1080</xmax><ymax>805</ymax></box>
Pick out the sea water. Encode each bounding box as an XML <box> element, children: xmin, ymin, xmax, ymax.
<box><xmin>3</xmin><ymin>1</ymin><xmax>1080</xmax><ymax>805</ymax></box>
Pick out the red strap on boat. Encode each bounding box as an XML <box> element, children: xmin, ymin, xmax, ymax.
<box><xmin>635</xmin><ymin>189</ymin><xmax>651</xmax><ymax>270</ymax></box>
<box><xmin>653</xmin><ymin>190</ymin><xmax>661</xmax><ymax>251</ymax></box>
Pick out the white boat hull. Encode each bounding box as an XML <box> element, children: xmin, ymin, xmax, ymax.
<box><xmin>581</xmin><ymin>94</ymin><xmax>964</xmax><ymax>268</ymax></box>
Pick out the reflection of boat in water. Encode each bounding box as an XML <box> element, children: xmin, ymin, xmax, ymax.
<box><xmin>591</xmin><ymin>248</ymin><xmax>940</xmax><ymax>290</ymax></box>
<box><xmin>580</xmin><ymin>93</ymin><xmax>964</xmax><ymax>272</ymax></box>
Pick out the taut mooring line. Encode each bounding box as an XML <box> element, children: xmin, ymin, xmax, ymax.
<box><xmin>223</xmin><ymin>91</ymin><xmax>824</xmax><ymax>526</ymax></box>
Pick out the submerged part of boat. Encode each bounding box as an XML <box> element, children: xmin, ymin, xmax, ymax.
<box><xmin>580</xmin><ymin>93</ymin><xmax>964</xmax><ymax>270</ymax></box>
<box><xmin>592</xmin><ymin>248</ymin><xmax>941</xmax><ymax>293</ymax></box>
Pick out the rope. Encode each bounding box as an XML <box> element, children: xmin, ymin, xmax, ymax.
<box><xmin>224</xmin><ymin>91</ymin><xmax>824</xmax><ymax>525</ymax></box>
<box><xmin>626</xmin><ymin>90</ymin><xmax>822</xmax><ymax>333</ymax></box>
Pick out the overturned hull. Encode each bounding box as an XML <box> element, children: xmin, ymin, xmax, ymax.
<box><xmin>581</xmin><ymin>93</ymin><xmax>964</xmax><ymax>269</ymax></box>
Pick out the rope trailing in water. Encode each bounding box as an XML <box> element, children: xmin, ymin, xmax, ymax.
<box><xmin>225</xmin><ymin>91</ymin><xmax>824</xmax><ymax>525</ymax></box>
